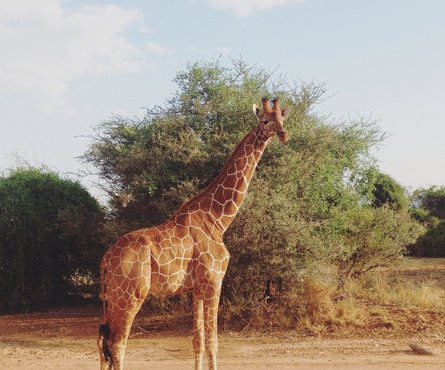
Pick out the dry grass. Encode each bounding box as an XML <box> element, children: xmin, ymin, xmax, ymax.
<box><xmin>350</xmin><ymin>272</ymin><xmax>445</xmax><ymax>311</ymax></box>
<box><xmin>303</xmin><ymin>257</ymin><xmax>445</xmax><ymax>335</ymax></box>
<box><xmin>221</xmin><ymin>258</ymin><xmax>445</xmax><ymax>336</ymax></box>
<box><xmin>393</xmin><ymin>256</ymin><xmax>445</xmax><ymax>270</ymax></box>
<box><xmin>296</xmin><ymin>276</ymin><xmax>366</xmax><ymax>335</ymax></box>
<box><xmin>221</xmin><ymin>276</ymin><xmax>366</xmax><ymax>334</ymax></box>
<box><xmin>355</xmin><ymin>257</ymin><xmax>445</xmax><ymax>311</ymax></box>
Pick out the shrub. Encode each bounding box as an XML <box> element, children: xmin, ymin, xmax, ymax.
<box><xmin>410</xmin><ymin>220</ymin><xmax>445</xmax><ymax>257</ymax></box>
<box><xmin>0</xmin><ymin>167</ymin><xmax>104</xmax><ymax>312</ymax></box>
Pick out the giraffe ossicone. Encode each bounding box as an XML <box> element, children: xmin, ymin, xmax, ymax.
<box><xmin>98</xmin><ymin>98</ymin><xmax>291</xmax><ymax>370</ymax></box>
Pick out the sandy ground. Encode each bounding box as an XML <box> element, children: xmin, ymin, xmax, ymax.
<box><xmin>0</xmin><ymin>307</ymin><xmax>444</xmax><ymax>370</ymax></box>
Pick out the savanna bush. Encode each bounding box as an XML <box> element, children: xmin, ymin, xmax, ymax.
<box><xmin>0</xmin><ymin>167</ymin><xmax>104</xmax><ymax>312</ymax></box>
<box><xmin>409</xmin><ymin>186</ymin><xmax>445</xmax><ymax>257</ymax></box>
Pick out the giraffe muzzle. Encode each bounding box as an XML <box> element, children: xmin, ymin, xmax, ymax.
<box><xmin>277</xmin><ymin>130</ymin><xmax>289</xmax><ymax>142</ymax></box>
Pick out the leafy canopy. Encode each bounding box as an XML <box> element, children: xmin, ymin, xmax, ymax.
<box><xmin>371</xmin><ymin>172</ymin><xmax>409</xmax><ymax>210</ymax></box>
<box><xmin>0</xmin><ymin>167</ymin><xmax>104</xmax><ymax>312</ymax></box>
<box><xmin>409</xmin><ymin>186</ymin><xmax>445</xmax><ymax>257</ymax></box>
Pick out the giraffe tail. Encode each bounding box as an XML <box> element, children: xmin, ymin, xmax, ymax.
<box><xmin>99</xmin><ymin>252</ymin><xmax>110</xmax><ymax>317</ymax></box>
<box><xmin>98</xmin><ymin>252</ymin><xmax>112</xmax><ymax>368</ymax></box>
<box><xmin>98</xmin><ymin>323</ymin><xmax>113</xmax><ymax>367</ymax></box>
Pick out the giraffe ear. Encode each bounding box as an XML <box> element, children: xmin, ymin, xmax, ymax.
<box><xmin>281</xmin><ymin>107</ymin><xmax>291</xmax><ymax>120</ymax></box>
<box><xmin>252</xmin><ymin>104</ymin><xmax>262</xmax><ymax>121</ymax></box>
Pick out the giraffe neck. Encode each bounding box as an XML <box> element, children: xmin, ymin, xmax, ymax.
<box><xmin>174</xmin><ymin>124</ymin><xmax>270</xmax><ymax>233</ymax></box>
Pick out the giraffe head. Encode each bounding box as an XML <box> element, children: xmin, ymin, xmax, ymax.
<box><xmin>252</xmin><ymin>97</ymin><xmax>291</xmax><ymax>142</ymax></box>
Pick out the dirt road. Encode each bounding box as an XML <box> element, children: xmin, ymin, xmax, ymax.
<box><xmin>0</xmin><ymin>308</ymin><xmax>443</xmax><ymax>369</ymax></box>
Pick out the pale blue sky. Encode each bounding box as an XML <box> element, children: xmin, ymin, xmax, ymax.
<box><xmin>1</xmin><ymin>0</ymin><xmax>444</xmax><ymax>196</ymax></box>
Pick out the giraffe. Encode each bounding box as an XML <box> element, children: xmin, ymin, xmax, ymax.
<box><xmin>97</xmin><ymin>97</ymin><xmax>291</xmax><ymax>370</ymax></box>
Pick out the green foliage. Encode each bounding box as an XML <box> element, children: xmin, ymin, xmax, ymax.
<box><xmin>0</xmin><ymin>167</ymin><xmax>104</xmax><ymax>312</ymax></box>
<box><xmin>413</xmin><ymin>186</ymin><xmax>445</xmax><ymax>219</ymax></box>
<box><xmin>409</xmin><ymin>220</ymin><xmax>445</xmax><ymax>257</ymax></box>
<box><xmin>84</xmin><ymin>60</ymin><xmax>421</xmax><ymax>310</ymax></box>
<box><xmin>371</xmin><ymin>172</ymin><xmax>409</xmax><ymax>210</ymax></box>
<box><xmin>409</xmin><ymin>207</ymin><xmax>439</xmax><ymax>227</ymax></box>
<box><xmin>326</xmin><ymin>206</ymin><xmax>422</xmax><ymax>280</ymax></box>
<box><xmin>409</xmin><ymin>186</ymin><xmax>445</xmax><ymax>257</ymax></box>
<box><xmin>84</xmin><ymin>60</ymin><xmax>320</xmax><ymax>230</ymax></box>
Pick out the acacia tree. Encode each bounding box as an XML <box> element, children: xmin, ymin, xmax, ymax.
<box><xmin>84</xmin><ymin>60</ymin><xmax>421</xmax><ymax>307</ymax></box>
<box><xmin>371</xmin><ymin>172</ymin><xmax>409</xmax><ymax>210</ymax></box>
<box><xmin>0</xmin><ymin>167</ymin><xmax>104</xmax><ymax>312</ymax></box>
<box><xmin>413</xmin><ymin>186</ymin><xmax>445</xmax><ymax>219</ymax></box>
<box><xmin>409</xmin><ymin>186</ymin><xmax>445</xmax><ymax>257</ymax></box>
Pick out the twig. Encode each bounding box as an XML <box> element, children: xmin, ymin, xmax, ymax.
<box><xmin>137</xmin><ymin>325</ymin><xmax>151</xmax><ymax>333</ymax></box>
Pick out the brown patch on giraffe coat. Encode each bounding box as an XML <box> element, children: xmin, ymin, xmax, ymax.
<box><xmin>199</xmin><ymin>197</ymin><xmax>212</xmax><ymax>212</ymax></box>
<box><xmin>235</xmin><ymin>157</ymin><xmax>247</xmax><ymax>172</ymax></box>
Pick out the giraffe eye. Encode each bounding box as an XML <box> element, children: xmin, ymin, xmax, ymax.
<box><xmin>263</xmin><ymin>120</ymin><xmax>269</xmax><ymax>124</ymax></box>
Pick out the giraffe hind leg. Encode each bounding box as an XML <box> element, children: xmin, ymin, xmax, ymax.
<box><xmin>98</xmin><ymin>323</ymin><xmax>112</xmax><ymax>369</ymax></box>
<box><xmin>102</xmin><ymin>273</ymin><xmax>151</xmax><ymax>369</ymax></box>
<box><xmin>98</xmin><ymin>240</ymin><xmax>152</xmax><ymax>369</ymax></box>
<box><xmin>107</xmin><ymin>301</ymin><xmax>146</xmax><ymax>370</ymax></box>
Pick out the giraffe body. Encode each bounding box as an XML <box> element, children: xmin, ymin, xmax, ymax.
<box><xmin>98</xmin><ymin>98</ymin><xmax>291</xmax><ymax>370</ymax></box>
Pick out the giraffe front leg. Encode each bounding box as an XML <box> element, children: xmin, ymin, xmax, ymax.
<box><xmin>193</xmin><ymin>293</ymin><xmax>205</xmax><ymax>370</ymax></box>
<box><xmin>203</xmin><ymin>288</ymin><xmax>221</xmax><ymax>370</ymax></box>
